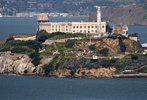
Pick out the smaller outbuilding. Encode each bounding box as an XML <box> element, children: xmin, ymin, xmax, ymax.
<box><xmin>141</xmin><ymin>43</ymin><xmax>147</xmax><ymax>53</ymax></box>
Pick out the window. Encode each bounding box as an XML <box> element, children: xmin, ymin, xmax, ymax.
<box><xmin>92</xmin><ymin>30</ymin><xmax>94</xmax><ymax>32</ymax></box>
<box><xmin>95</xmin><ymin>30</ymin><xmax>97</xmax><ymax>32</ymax></box>
<box><xmin>95</xmin><ymin>26</ymin><xmax>97</xmax><ymax>28</ymax></box>
<box><xmin>102</xmin><ymin>26</ymin><xmax>104</xmax><ymax>28</ymax></box>
<box><xmin>88</xmin><ymin>26</ymin><xmax>90</xmax><ymax>28</ymax></box>
<box><xmin>80</xmin><ymin>26</ymin><xmax>82</xmax><ymax>28</ymax></box>
<box><xmin>92</xmin><ymin>26</ymin><xmax>94</xmax><ymax>28</ymax></box>
<box><xmin>73</xmin><ymin>30</ymin><xmax>75</xmax><ymax>32</ymax></box>
<box><xmin>84</xmin><ymin>26</ymin><xmax>86</xmax><ymax>28</ymax></box>
<box><xmin>73</xmin><ymin>26</ymin><xmax>75</xmax><ymax>28</ymax></box>
<box><xmin>52</xmin><ymin>26</ymin><xmax>54</xmax><ymax>28</ymax></box>
<box><xmin>77</xmin><ymin>26</ymin><xmax>79</xmax><ymax>28</ymax></box>
<box><xmin>84</xmin><ymin>30</ymin><xmax>86</xmax><ymax>32</ymax></box>
<box><xmin>80</xmin><ymin>30</ymin><xmax>82</xmax><ymax>32</ymax></box>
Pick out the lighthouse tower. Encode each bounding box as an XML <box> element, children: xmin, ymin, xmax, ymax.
<box><xmin>97</xmin><ymin>7</ymin><xmax>101</xmax><ymax>33</ymax></box>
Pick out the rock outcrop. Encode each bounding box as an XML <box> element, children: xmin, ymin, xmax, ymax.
<box><xmin>0</xmin><ymin>53</ymin><xmax>36</xmax><ymax>74</ymax></box>
<box><xmin>50</xmin><ymin>67</ymin><xmax>116</xmax><ymax>78</ymax></box>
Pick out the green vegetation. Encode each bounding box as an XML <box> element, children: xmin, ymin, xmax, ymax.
<box><xmin>119</xmin><ymin>39</ymin><xmax>126</xmax><ymax>53</ymax></box>
<box><xmin>89</xmin><ymin>44</ymin><xmax>96</xmax><ymax>51</ymax></box>
<box><xmin>43</xmin><ymin>56</ymin><xmax>59</xmax><ymax>75</ymax></box>
<box><xmin>78</xmin><ymin>49</ymin><xmax>84</xmax><ymax>52</ymax></box>
<box><xmin>65</xmin><ymin>40</ymin><xmax>76</xmax><ymax>48</ymax></box>
<box><xmin>0</xmin><ymin>39</ymin><xmax>42</xmax><ymax>53</ymax></box>
<box><xmin>24</xmin><ymin>70</ymin><xmax>28</xmax><ymax>73</ymax></box>
<box><xmin>98</xmin><ymin>48</ymin><xmax>109</xmax><ymax>56</ymax></box>
<box><xmin>47</xmin><ymin>32</ymin><xmax>86</xmax><ymax>40</ymax></box>
<box><xmin>128</xmin><ymin>33</ymin><xmax>138</xmax><ymax>37</ymax></box>
<box><xmin>70</xmin><ymin>69</ymin><xmax>76</xmax><ymax>76</ymax></box>
<box><xmin>29</xmin><ymin>52</ymin><xmax>40</xmax><ymax>66</ymax></box>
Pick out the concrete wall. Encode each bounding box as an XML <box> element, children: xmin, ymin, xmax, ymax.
<box><xmin>129</xmin><ymin>37</ymin><xmax>138</xmax><ymax>42</ymax></box>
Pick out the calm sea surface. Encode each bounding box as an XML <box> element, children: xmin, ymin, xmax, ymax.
<box><xmin>0</xmin><ymin>17</ymin><xmax>147</xmax><ymax>43</ymax></box>
<box><xmin>0</xmin><ymin>75</ymin><xmax>147</xmax><ymax>100</ymax></box>
<box><xmin>0</xmin><ymin>17</ymin><xmax>147</xmax><ymax>100</ymax></box>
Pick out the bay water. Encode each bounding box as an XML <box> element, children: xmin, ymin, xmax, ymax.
<box><xmin>0</xmin><ymin>17</ymin><xmax>147</xmax><ymax>100</ymax></box>
<box><xmin>0</xmin><ymin>75</ymin><xmax>147</xmax><ymax>100</ymax></box>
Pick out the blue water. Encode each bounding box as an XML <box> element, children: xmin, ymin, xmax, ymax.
<box><xmin>0</xmin><ymin>75</ymin><xmax>147</xmax><ymax>100</ymax></box>
<box><xmin>0</xmin><ymin>17</ymin><xmax>147</xmax><ymax>44</ymax></box>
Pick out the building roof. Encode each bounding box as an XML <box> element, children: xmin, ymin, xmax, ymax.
<box><xmin>142</xmin><ymin>43</ymin><xmax>147</xmax><ymax>47</ymax></box>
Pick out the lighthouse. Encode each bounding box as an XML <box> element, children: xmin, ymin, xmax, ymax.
<box><xmin>97</xmin><ymin>6</ymin><xmax>101</xmax><ymax>33</ymax></box>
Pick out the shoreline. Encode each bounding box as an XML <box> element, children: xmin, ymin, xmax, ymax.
<box><xmin>1</xmin><ymin>73</ymin><xmax>147</xmax><ymax>78</ymax></box>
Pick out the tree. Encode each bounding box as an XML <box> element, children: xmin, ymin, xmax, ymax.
<box><xmin>38</xmin><ymin>34</ymin><xmax>47</xmax><ymax>42</ymax></box>
<box><xmin>119</xmin><ymin>39</ymin><xmax>126</xmax><ymax>53</ymax></box>
<box><xmin>89</xmin><ymin>44</ymin><xmax>96</xmax><ymax>51</ymax></box>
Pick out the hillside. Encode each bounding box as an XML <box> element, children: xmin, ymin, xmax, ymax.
<box><xmin>0</xmin><ymin>31</ymin><xmax>146</xmax><ymax>78</ymax></box>
<box><xmin>87</xmin><ymin>4</ymin><xmax>147</xmax><ymax>25</ymax></box>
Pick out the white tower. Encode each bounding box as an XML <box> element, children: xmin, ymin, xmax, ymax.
<box><xmin>97</xmin><ymin>7</ymin><xmax>101</xmax><ymax>33</ymax></box>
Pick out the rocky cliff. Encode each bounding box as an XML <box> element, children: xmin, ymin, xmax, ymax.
<box><xmin>0</xmin><ymin>53</ymin><xmax>36</xmax><ymax>75</ymax></box>
<box><xmin>51</xmin><ymin>67</ymin><xmax>116</xmax><ymax>78</ymax></box>
<box><xmin>87</xmin><ymin>4</ymin><xmax>147</xmax><ymax>25</ymax></box>
<box><xmin>0</xmin><ymin>52</ymin><xmax>116</xmax><ymax>78</ymax></box>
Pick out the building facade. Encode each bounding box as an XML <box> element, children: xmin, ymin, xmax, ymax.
<box><xmin>113</xmin><ymin>24</ymin><xmax>128</xmax><ymax>37</ymax></box>
<box><xmin>38</xmin><ymin>7</ymin><xmax>107</xmax><ymax>35</ymax></box>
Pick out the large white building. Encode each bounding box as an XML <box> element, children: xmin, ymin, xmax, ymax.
<box><xmin>37</xmin><ymin>7</ymin><xmax>107</xmax><ymax>36</ymax></box>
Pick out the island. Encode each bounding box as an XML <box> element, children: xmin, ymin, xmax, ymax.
<box><xmin>0</xmin><ymin>7</ymin><xmax>147</xmax><ymax>78</ymax></box>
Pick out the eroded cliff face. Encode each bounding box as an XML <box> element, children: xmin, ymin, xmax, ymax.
<box><xmin>0</xmin><ymin>53</ymin><xmax>35</xmax><ymax>74</ymax></box>
<box><xmin>87</xmin><ymin>4</ymin><xmax>147</xmax><ymax>25</ymax></box>
<box><xmin>51</xmin><ymin>67</ymin><xmax>116</xmax><ymax>78</ymax></box>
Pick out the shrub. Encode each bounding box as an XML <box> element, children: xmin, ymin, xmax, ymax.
<box><xmin>24</xmin><ymin>70</ymin><xmax>28</xmax><ymax>73</ymax></box>
<box><xmin>119</xmin><ymin>39</ymin><xmax>126</xmax><ymax>53</ymax></box>
<box><xmin>87</xmin><ymin>71</ymin><xmax>91</xmax><ymax>74</ymax></box>
<box><xmin>37</xmin><ymin>34</ymin><xmax>47</xmax><ymax>42</ymax></box>
<box><xmin>98</xmin><ymin>48</ymin><xmax>109</xmax><ymax>56</ymax></box>
<box><xmin>77</xmin><ymin>70</ymin><xmax>80</xmax><ymax>74</ymax></box>
<box><xmin>90</xmin><ymin>59</ymin><xmax>98</xmax><ymax>63</ymax></box>
<box><xmin>33</xmin><ymin>69</ymin><xmax>36</xmax><ymax>73</ymax></box>
<box><xmin>78</xmin><ymin>49</ymin><xmax>84</xmax><ymax>52</ymax></box>
<box><xmin>6</xmin><ymin>37</ymin><xmax>14</xmax><ymax>43</ymax></box>
<box><xmin>32</xmin><ymin>57</ymin><xmax>40</xmax><ymax>66</ymax></box>
<box><xmin>29</xmin><ymin>52</ymin><xmax>40</xmax><ymax>59</ymax></box>
<box><xmin>70</xmin><ymin>70</ymin><xmax>75</xmax><ymax>76</ymax></box>
<box><xmin>81</xmin><ymin>71</ymin><xmax>85</xmax><ymax>75</ymax></box>
<box><xmin>11</xmin><ymin>47</ymin><xmax>27</xmax><ymax>53</ymax></box>
<box><xmin>100</xmin><ymin>59</ymin><xmax>111</xmax><ymax>68</ymax></box>
<box><xmin>131</xmin><ymin>54</ymin><xmax>138</xmax><ymax>60</ymax></box>
<box><xmin>89</xmin><ymin>45</ymin><xmax>96</xmax><ymax>51</ymax></box>
<box><xmin>65</xmin><ymin>40</ymin><xmax>76</xmax><ymax>48</ymax></box>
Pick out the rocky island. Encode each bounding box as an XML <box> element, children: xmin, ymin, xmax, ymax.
<box><xmin>0</xmin><ymin>30</ymin><xmax>147</xmax><ymax>78</ymax></box>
